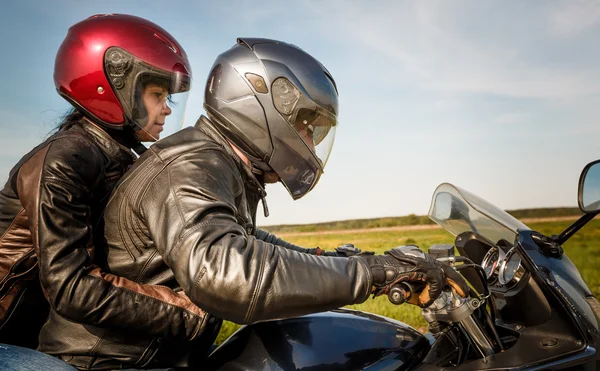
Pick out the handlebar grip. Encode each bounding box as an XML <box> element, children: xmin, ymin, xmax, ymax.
<box><xmin>388</xmin><ymin>285</ymin><xmax>408</xmax><ymax>304</ymax></box>
<box><xmin>387</xmin><ymin>283</ymin><xmax>408</xmax><ymax>305</ymax></box>
<box><xmin>388</xmin><ymin>282</ymin><xmax>427</xmax><ymax>305</ymax></box>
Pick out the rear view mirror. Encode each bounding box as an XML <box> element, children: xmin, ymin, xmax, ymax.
<box><xmin>578</xmin><ymin>160</ymin><xmax>600</xmax><ymax>213</ymax></box>
<box><xmin>433</xmin><ymin>192</ymin><xmax>471</xmax><ymax>221</ymax></box>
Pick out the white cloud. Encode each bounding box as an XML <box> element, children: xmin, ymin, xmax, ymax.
<box><xmin>547</xmin><ymin>0</ymin><xmax>600</xmax><ymax>37</ymax></box>
<box><xmin>298</xmin><ymin>0</ymin><xmax>600</xmax><ymax>99</ymax></box>
<box><xmin>5</xmin><ymin>0</ymin><xmax>600</xmax><ymax>225</ymax></box>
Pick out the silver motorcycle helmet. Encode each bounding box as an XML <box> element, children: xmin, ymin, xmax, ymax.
<box><xmin>204</xmin><ymin>38</ymin><xmax>338</xmax><ymax>200</ymax></box>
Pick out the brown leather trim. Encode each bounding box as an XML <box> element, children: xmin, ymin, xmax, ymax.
<box><xmin>0</xmin><ymin>279</ymin><xmax>28</xmax><ymax>321</ymax></box>
<box><xmin>0</xmin><ymin>208</ymin><xmax>25</xmax><ymax>242</ymax></box>
<box><xmin>16</xmin><ymin>146</ymin><xmax>51</xmax><ymax>257</ymax></box>
<box><xmin>88</xmin><ymin>268</ymin><xmax>206</xmax><ymax>318</ymax></box>
<box><xmin>0</xmin><ymin>209</ymin><xmax>34</xmax><ymax>283</ymax></box>
<box><xmin>0</xmin><ymin>205</ymin><xmax>39</xmax><ymax>323</ymax></box>
<box><xmin>0</xmin><ymin>255</ymin><xmax>37</xmax><ymax>300</ymax></box>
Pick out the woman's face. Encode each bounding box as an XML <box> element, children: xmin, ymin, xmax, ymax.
<box><xmin>134</xmin><ymin>83</ymin><xmax>172</xmax><ymax>142</ymax></box>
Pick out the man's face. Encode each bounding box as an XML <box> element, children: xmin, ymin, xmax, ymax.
<box><xmin>294</xmin><ymin>123</ymin><xmax>316</xmax><ymax>152</ymax></box>
<box><xmin>263</xmin><ymin>172</ymin><xmax>280</xmax><ymax>184</ymax></box>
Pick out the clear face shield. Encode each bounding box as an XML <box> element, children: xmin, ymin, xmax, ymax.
<box><xmin>292</xmin><ymin>107</ymin><xmax>337</xmax><ymax>168</ymax></box>
<box><xmin>104</xmin><ymin>47</ymin><xmax>191</xmax><ymax>145</ymax></box>
<box><xmin>269</xmin><ymin>77</ymin><xmax>338</xmax><ymax>199</ymax></box>
<box><xmin>131</xmin><ymin>76</ymin><xmax>190</xmax><ymax>145</ymax></box>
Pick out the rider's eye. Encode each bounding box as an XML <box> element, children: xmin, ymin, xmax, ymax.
<box><xmin>166</xmin><ymin>94</ymin><xmax>177</xmax><ymax>107</ymax></box>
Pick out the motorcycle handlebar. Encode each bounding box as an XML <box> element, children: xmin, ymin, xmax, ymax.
<box><xmin>387</xmin><ymin>282</ymin><xmax>424</xmax><ymax>305</ymax></box>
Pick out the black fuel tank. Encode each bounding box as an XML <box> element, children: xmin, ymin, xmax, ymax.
<box><xmin>206</xmin><ymin>309</ymin><xmax>430</xmax><ymax>371</ymax></box>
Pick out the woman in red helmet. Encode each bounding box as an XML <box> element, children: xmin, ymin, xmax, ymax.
<box><xmin>0</xmin><ymin>14</ymin><xmax>209</xmax><ymax>369</ymax></box>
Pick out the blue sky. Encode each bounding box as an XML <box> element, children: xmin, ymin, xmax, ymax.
<box><xmin>1</xmin><ymin>0</ymin><xmax>600</xmax><ymax>226</ymax></box>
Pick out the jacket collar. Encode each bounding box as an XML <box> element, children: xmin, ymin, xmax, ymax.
<box><xmin>195</xmin><ymin>116</ymin><xmax>270</xmax><ymax>217</ymax></box>
<box><xmin>79</xmin><ymin>121</ymin><xmax>137</xmax><ymax>166</ymax></box>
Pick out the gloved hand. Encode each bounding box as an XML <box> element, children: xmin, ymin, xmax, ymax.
<box><xmin>355</xmin><ymin>245</ymin><xmax>469</xmax><ymax>307</ymax></box>
<box><xmin>334</xmin><ymin>243</ymin><xmax>362</xmax><ymax>257</ymax></box>
<box><xmin>311</xmin><ymin>243</ymin><xmax>362</xmax><ymax>257</ymax></box>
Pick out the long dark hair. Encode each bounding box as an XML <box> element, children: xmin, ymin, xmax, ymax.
<box><xmin>43</xmin><ymin>108</ymin><xmax>84</xmax><ymax>140</ymax></box>
<box><xmin>51</xmin><ymin>107</ymin><xmax>144</xmax><ymax>154</ymax></box>
<box><xmin>58</xmin><ymin>108</ymin><xmax>85</xmax><ymax>131</ymax></box>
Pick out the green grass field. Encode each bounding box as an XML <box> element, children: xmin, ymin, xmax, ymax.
<box><xmin>215</xmin><ymin>219</ymin><xmax>600</xmax><ymax>344</ymax></box>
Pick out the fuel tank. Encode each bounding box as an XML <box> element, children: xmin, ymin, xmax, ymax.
<box><xmin>206</xmin><ymin>309</ymin><xmax>430</xmax><ymax>370</ymax></box>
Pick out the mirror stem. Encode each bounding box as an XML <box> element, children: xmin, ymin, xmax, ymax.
<box><xmin>553</xmin><ymin>212</ymin><xmax>599</xmax><ymax>245</ymax></box>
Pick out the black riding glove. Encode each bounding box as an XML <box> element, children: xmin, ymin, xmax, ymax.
<box><xmin>310</xmin><ymin>243</ymin><xmax>362</xmax><ymax>257</ymax></box>
<box><xmin>334</xmin><ymin>243</ymin><xmax>362</xmax><ymax>257</ymax></box>
<box><xmin>356</xmin><ymin>245</ymin><xmax>469</xmax><ymax>307</ymax></box>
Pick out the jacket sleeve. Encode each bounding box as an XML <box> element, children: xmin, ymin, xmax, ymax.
<box><xmin>143</xmin><ymin>149</ymin><xmax>372</xmax><ymax>325</ymax></box>
<box><xmin>254</xmin><ymin>229</ymin><xmax>327</xmax><ymax>255</ymax></box>
<box><xmin>17</xmin><ymin>138</ymin><xmax>206</xmax><ymax>341</ymax></box>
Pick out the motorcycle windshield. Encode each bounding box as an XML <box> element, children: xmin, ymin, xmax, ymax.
<box><xmin>428</xmin><ymin>183</ymin><xmax>530</xmax><ymax>244</ymax></box>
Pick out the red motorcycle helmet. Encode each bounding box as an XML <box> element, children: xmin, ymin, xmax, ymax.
<box><xmin>54</xmin><ymin>14</ymin><xmax>192</xmax><ymax>132</ymax></box>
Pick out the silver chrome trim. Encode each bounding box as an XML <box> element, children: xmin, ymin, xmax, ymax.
<box><xmin>498</xmin><ymin>247</ymin><xmax>526</xmax><ymax>287</ymax></box>
<box><xmin>481</xmin><ymin>246</ymin><xmax>506</xmax><ymax>282</ymax></box>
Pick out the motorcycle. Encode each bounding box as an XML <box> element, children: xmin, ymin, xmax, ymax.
<box><xmin>205</xmin><ymin>159</ymin><xmax>600</xmax><ymax>370</ymax></box>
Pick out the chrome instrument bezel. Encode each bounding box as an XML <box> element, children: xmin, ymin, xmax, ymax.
<box><xmin>497</xmin><ymin>246</ymin><xmax>526</xmax><ymax>287</ymax></box>
<box><xmin>480</xmin><ymin>246</ymin><xmax>506</xmax><ymax>283</ymax></box>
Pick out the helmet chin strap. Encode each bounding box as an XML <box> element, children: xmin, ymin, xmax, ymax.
<box><xmin>125</xmin><ymin>120</ymin><xmax>149</xmax><ymax>156</ymax></box>
<box><xmin>245</xmin><ymin>152</ymin><xmax>273</xmax><ymax>174</ymax></box>
<box><xmin>110</xmin><ymin>116</ymin><xmax>152</xmax><ymax>156</ymax></box>
<box><xmin>139</xmin><ymin>126</ymin><xmax>159</xmax><ymax>142</ymax></box>
<box><xmin>132</xmin><ymin>118</ymin><xmax>159</xmax><ymax>142</ymax></box>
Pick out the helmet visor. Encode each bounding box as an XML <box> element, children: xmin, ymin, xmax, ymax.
<box><xmin>292</xmin><ymin>107</ymin><xmax>337</xmax><ymax>168</ymax></box>
<box><xmin>268</xmin><ymin>105</ymin><xmax>337</xmax><ymax>200</ymax></box>
<box><xmin>133</xmin><ymin>77</ymin><xmax>190</xmax><ymax>145</ymax></box>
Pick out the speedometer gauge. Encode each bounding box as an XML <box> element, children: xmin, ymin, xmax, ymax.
<box><xmin>481</xmin><ymin>247</ymin><xmax>505</xmax><ymax>282</ymax></box>
<box><xmin>498</xmin><ymin>247</ymin><xmax>526</xmax><ymax>287</ymax></box>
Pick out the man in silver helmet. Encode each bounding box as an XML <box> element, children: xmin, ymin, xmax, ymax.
<box><xmin>92</xmin><ymin>38</ymin><xmax>469</xmax><ymax>368</ymax></box>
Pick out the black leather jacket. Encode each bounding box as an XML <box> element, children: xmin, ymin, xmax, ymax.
<box><xmin>73</xmin><ymin>117</ymin><xmax>371</xmax><ymax>368</ymax></box>
<box><xmin>0</xmin><ymin>120</ymin><xmax>210</xmax><ymax>370</ymax></box>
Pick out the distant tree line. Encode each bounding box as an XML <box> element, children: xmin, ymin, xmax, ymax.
<box><xmin>261</xmin><ymin>207</ymin><xmax>583</xmax><ymax>234</ymax></box>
